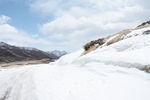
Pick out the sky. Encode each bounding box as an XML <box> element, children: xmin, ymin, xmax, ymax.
<box><xmin>0</xmin><ymin>0</ymin><xmax>150</xmax><ymax>52</ymax></box>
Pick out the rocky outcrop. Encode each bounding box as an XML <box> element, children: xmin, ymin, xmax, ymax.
<box><xmin>84</xmin><ymin>38</ymin><xmax>104</xmax><ymax>51</ymax></box>
<box><xmin>143</xmin><ymin>30</ymin><xmax>150</xmax><ymax>35</ymax></box>
<box><xmin>137</xmin><ymin>21</ymin><xmax>150</xmax><ymax>28</ymax></box>
<box><xmin>142</xmin><ymin>65</ymin><xmax>150</xmax><ymax>73</ymax></box>
<box><xmin>82</xmin><ymin>29</ymin><xmax>131</xmax><ymax>55</ymax></box>
<box><xmin>82</xmin><ymin>21</ymin><xmax>150</xmax><ymax>55</ymax></box>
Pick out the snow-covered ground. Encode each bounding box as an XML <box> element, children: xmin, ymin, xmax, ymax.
<box><xmin>0</xmin><ymin>27</ymin><xmax>150</xmax><ymax>100</ymax></box>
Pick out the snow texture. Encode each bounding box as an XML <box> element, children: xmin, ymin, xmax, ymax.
<box><xmin>0</xmin><ymin>27</ymin><xmax>150</xmax><ymax>100</ymax></box>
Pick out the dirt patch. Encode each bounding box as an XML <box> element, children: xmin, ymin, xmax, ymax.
<box><xmin>82</xmin><ymin>29</ymin><xmax>131</xmax><ymax>55</ymax></box>
<box><xmin>0</xmin><ymin>59</ymin><xmax>52</xmax><ymax>69</ymax></box>
<box><xmin>106</xmin><ymin>29</ymin><xmax>131</xmax><ymax>45</ymax></box>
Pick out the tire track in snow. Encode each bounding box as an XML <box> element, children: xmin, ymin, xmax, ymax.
<box><xmin>0</xmin><ymin>66</ymin><xmax>38</xmax><ymax>100</ymax></box>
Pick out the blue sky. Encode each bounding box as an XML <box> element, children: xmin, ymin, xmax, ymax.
<box><xmin>0</xmin><ymin>0</ymin><xmax>50</xmax><ymax>33</ymax></box>
<box><xmin>0</xmin><ymin>0</ymin><xmax>150</xmax><ymax>52</ymax></box>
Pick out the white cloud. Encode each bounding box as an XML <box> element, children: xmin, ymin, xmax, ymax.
<box><xmin>0</xmin><ymin>15</ymin><xmax>11</xmax><ymax>24</ymax></box>
<box><xmin>30</xmin><ymin>0</ymin><xmax>92</xmax><ymax>16</ymax></box>
<box><xmin>30</xmin><ymin>0</ymin><xmax>150</xmax><ymax>51</ymax></box>
<box><xmin>0</xmin><ymin>15</ymin><xmax>51</xmax><ymax>50</ymax></box>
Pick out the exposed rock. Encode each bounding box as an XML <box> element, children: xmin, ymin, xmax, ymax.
<box><xmin>143</xmin><ymin>30</ymin><xmax>150</xmax><ymax>35</ymax></box>
<box><xmin>82</xmin><ymin>21</ymin><xmax>150</xmax><ymax>55</ymax></box>
<box><xmin>82</xmin><ymin>29</ymin><xmax>131</xmax><ymax>55</ymax></box>
<box><xmin>135</xmin><ymin>21</ymin><xmax>150</xmax><ymax>29</ymax></box>
<box><xmin>137</xmin><ymin>21</ymin><xmax>150</xmax><ymax>27</ymax></box>
<box><xmin>83</xmin><ymin>38</ymin><xmax>104</xmax><ymax>51</ymax></box>
<box><xmin>141</xmin><ymin>65</ymin><xmax>150</xmax><ymax>73</ymax></box>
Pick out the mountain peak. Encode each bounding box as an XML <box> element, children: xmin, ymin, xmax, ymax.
<box><xmin>50</xmin><ymin>50</ymin><xmax>67</xmax><ymax>57</ymax></box>
<box><xmin>0</xmin><ymin>42</ymin><xmax>9</xmax><ymax>46</ymax></box>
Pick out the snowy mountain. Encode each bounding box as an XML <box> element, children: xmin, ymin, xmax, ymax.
<box><xmin>49</xmin><ymin>50</ymin><xmax>67</xmax><ymax>57</ymax></box>
<box><xmin>0</xmin><ymin>42</ymin><xmax>58</xmax><ymax>63</ymax></box>
<box><xmin>0</xmin><ymin>21</ymin><xmax>150</xmax><ymax>100</ymax></box>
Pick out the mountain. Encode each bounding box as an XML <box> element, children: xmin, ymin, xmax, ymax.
<box><xmin>49</xmin><ymin>50</ymin><xmax>67</xmax><ymax>57</ymax></box>
<box><xmin>0</xmin><ymin>21</ymin><xmax>150</xmax><ymax>100</ymax></box>
<box><xmin>0</xmin><ymin>42</ymin><xmax>58</xmax><ymax>63</ymax></box>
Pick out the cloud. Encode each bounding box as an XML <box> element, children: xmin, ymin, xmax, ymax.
<box><xmin>29</xmin><ymin>0</ymin><xmax>150</xmax><ymax>51</ymax></box>
<box><xmin>0</xmin><ymin>15</ymin><xmax>11</xmax><ymax>24</ymax></box>
<box><xmin>30</xmin><ymin>0</ymin><xmax>92</xmax><ymax>16</ymax></box>
<box><xmin>0</xmin><ymin>15</ymin><xmax>51</xmax><ymax>50</ymax></box>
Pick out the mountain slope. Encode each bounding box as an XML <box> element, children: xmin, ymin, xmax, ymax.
<box><xmin>0</xmin><ymin>42</ymin><xmax>58</xmax><ymax>63</ymax></box>
<box><xmin>83</xmin><ymin>21</ymin><xmax>150</xmax><ymax>55</ymax></box>
<box><xmin>49</xmin><ymin>50</ymin><xmax>67</xmax><ymax>57</ymax></box>
<box><xmin>0</xmin><ymin>22</ymin><xmax>150</xmax><ymax>100</ymax></box>
<box><xmin>77</xmin><ymin>22</ymin><xmax>150</xmax><ymax>72</ymax></box>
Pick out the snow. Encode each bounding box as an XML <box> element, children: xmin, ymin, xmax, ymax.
<box><xmin>0</xmin><ymin>42</ymin><xmax>7</xmax><ymax>46</ymax></box>
<box><xmin>50</xmin><ymin>50</ymin><xmax>67</xmax><ymax>57</ymax></box>
<box><xmin>0</xmin><ymin>27</ymin><xmax>150</xmax><ymax>100</ymax></box>
<box><xmin>20</xmin><ymin>47</ymin><xmax>40</xmax><ymax>51</ymax></box>
<box><xmin>0</xmin><ymin>42</ymin><xmax>10</xmax><ymax>47</ymax></box>
<box><xmin>124</xmin><ymin>27</ymin><xmax>150</xmax><ymax>39</ymax></box>
<box><xmin>74</xmin><ymin>35</ymin><xmax>150</xmax><ymax>69</ymax></box>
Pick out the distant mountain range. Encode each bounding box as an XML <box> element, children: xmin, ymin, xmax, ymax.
<box><xmin>0</xmin><ymin>42</ymin><xmax>58</xmax><ymax>63</ymax></box>
<box><xmin>48</xmin><ymin>50</ymin><xmax>67</xmax><ymax>57</ymax></box>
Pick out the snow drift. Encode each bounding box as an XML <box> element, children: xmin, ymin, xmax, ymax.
<box><xmin>0</xmin><ymin>22</ymin><xmax>150</xmax><ymax>100</ymax></box>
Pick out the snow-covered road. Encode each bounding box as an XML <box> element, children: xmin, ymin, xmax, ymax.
<box><xmin>0</xmin><ymin>62</ymin><xmax>150</xmax><ymax>100</ymax></box>
<box><xmin>0</xmin><ymin>66</ymin><xmax>38</xmax><ymax>100</ymax></box>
